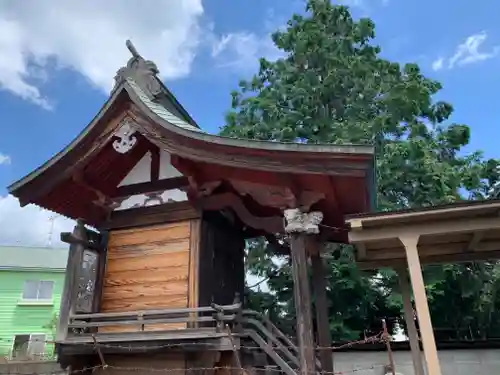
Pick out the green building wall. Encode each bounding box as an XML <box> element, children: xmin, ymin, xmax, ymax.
<box><xmin>0</xmin><ymin>269</ymin><xmax>65</xmax><ymax>358</ymax></box>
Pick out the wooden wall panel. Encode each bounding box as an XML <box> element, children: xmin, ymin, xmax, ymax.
<box><xmin>187</xmin><ymin>219</ymin><xmax>200</xmax><ymax>327</ymax></box>
<box><xmin>198</xmin><ymin>212</ymin><xmax>245</xmax><ymax>309</ymax></box>
<box><xmin>188</xmin><ymin>219</ymin><xmax>200</xmax><ymax>309</ymax></box>
<box><xmin>100</xmin><ymin>220</ymin><xmax>195</xmax><ymax>332</ymax></box>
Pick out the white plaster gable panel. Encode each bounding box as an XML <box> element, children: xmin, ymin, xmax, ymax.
<box><xmin>118</xmin><ymin>152</ymin><xmax>151</xmax><ymax>186</ymax></box>
<box><xmin>114</xmin><ymin>189</ymin><xmax>188</xmax><ymax>211</ymax></box>
<box><xmin>117</xmin><ymin>150</ymin><xmax>183</xmax><ymax>187</ymax></box>
<box><xmin>159</xmin><ymin>150</ymin><xmax>182</xmax><ymax>179</ymax></box>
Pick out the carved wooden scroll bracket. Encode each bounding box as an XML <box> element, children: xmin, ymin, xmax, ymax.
<box><xmin>229</xmin><ymin>180</ymin><xmax>325</xmax><ymax>212</ymax></box>
<box><xmin>198</xmin><ymin>192</ymin><xmax>284</xmax><ymax>234</ymax></box>
<box><xmin>72</xmin><ymin>170</ymin><xmax>122</xmax><ymax>213</ymax></box>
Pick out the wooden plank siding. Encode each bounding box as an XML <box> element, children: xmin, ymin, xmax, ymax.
<box><xmin>99</xmin><ymin>220</ymin><xmax>200</xmax><ymax>333</ymax></box>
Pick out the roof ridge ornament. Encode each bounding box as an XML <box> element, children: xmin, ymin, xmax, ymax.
<box><xmin>113</xmin><ymin>40</ymin><xmax>162</xmax><ymax>100</ymax></box>
<box><xmin>126</xmin><ymin>39</ymin><xmax>141</xmax><ymax>59</ymax></box>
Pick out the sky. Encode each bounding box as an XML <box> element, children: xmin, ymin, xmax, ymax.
<box><xmin>0</xmin><ymin>0</ymin><xmax>499</xmax><ymax>248</ymax></box>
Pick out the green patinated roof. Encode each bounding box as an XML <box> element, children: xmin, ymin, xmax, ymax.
<box><xmin>126</xmin><ymin>78</ymin><xmax>202</xmax><ymax>133</ymax></box>
<box><xmin>0</xmin><ymin>246</ymin><xmax>68</xmax><ymax>271</ymax></box>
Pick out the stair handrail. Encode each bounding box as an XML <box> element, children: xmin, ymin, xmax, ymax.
<box><xmin>241</xmin><ymin>310</ymin><xmax>298</xmax><ymax>354</ymax></box>
<box><xmin>241</xmin><ymin>316</ymin><xmax>300</xmax><ymax>368</ymax></box>
<box><xmin>245</xmin><ymin>329</ymin><xmax>298</xmax><ymax>375</ymax></box>
<box><xmin>241</xmin><ymin>309</ymin><xmax>322</xmax><ymax>372</ymax></box>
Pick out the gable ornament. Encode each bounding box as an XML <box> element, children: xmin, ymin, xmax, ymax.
<box><xmin>112</xmin><ymin>118</ymin><xmax>138</xmax><ymax>154</ymax></box>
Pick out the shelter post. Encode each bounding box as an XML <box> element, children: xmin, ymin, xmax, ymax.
<box><xmin>310</xmin><ymin>240</ymin><xmax>334</xmax><ymax>374</ymax></box>
<box><xmin>396</xmin><ymin>266</ymin><xmax>425</xmax><ymax>375</ymax></box>
<box><xmin>400</xmin><ymin>234</ymin><xmax>441</xmax><ymax>375</ymax></box>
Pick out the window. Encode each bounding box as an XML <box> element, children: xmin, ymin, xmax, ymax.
<box><xmin>22</xmin><ymin>280</ymin><xmax>54</xmax><ymax>300</ymax></box>
<box><xmin>12</xmin><ymin>334</ymin><xmax>46</xmax><ymax>359</ymax></box>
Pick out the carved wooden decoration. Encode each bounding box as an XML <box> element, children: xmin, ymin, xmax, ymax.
<box><xmin>230</xmin><ymin>180</ymin><xmax>325</xmax><ymax>210</ymax></box>
<box><xmin>114</xmin><ymin>188</ymin><xmax>188</xmax><ymax>210</ymax></box>
<box><xmin>112</xmin><ymin>118</ymin><xmax>138</xmax><ymax>154</ymax></box>
<box><xmin>75</xmin><ymin>249</ymin><xmax>99</xmax><ymax>313</ymax></box>
<box><xmin>198</xmin><ymin>192</ymin><xmax>284</xmax><ymax>234</ymax></box>
<box><xmin>284</xmin><ymin>208</ymin><xmax>323</xmax><ymax>234</ymax></box>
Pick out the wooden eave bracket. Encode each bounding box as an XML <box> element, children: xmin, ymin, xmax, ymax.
<box><xmin>72</xmin><ymin>170</ymin><xmax>120</xmax><ymax>212</ymax></box>
<box><xmin>197</xmin><ymin>192</ymin><xmax>284</xmax><ymax>234</ymax></box>
<box><xmin>60</xmin><ymin>232</ymin><xmax>104</xmax><ymax>252</ymax></box>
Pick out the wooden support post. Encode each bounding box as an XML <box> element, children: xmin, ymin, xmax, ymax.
<box><xmin>382</xmin><ymin>319</ymin><xmax>396</xmax><ymax>375</ymax></box>
<box><xmin>290</xmin><ymin>233</ymin><xmax>316</xmax><ymax>375</ymax></box>
<box><xmin>397</xmin><ymin>266</ymin><xmax>425</xmax><ymax>375</ymax></box>
<box><xmin>56</xmin><ymin>220</ymin><xmax>86</xmax><ymax>341</ymax></box>
<box><xmin>400</xmin><ymin>235</ymin><xmax>442</xmax><ymax>375</ymax></box>
<box><xmin>92</xmin><ymin>230</ymin><xmax>108</xmax><ymax>313</ymax></box>
<box><xmin>310</xmin><ymin>247</ymin><xmax>334</xmax><ymax>375</ymax></box>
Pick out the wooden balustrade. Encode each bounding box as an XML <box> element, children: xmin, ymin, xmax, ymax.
<box><xmin>60</xmin><ymin>303</ymin><xmax>242</xmax><ymax>341</ymax></box>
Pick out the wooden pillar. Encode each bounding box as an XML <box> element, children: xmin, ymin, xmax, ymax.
<box><xmin>400</xmin><ymin>235</ymin><xmax>441</xmax><ymax>375</ymax></box>
<box><xmin>290</xmin><ymin>233</ymin><xmax>316</xmax><ymax>375</ymax></box>
<box><xmin>285</xmin><ymin>208</ymin><xmax>324</xmax><ymax>375</ymax></box>
<box><xmin>56</xmin><ymin>220</ymin><xmax>86</xmax><ymax>341</ymax></box>
<box><xmin>310</xmin><ymin>246</ymin><xmax>333</xmax><ymax>374</ymax></box>
<box><xmin>397</xmin><ymin>266</ymin><xmax>425</xmax><ymax>375</ymax></box>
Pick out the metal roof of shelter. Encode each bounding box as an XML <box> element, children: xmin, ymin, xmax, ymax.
<box><xmin>345</xmin><ymin>199</ymin><xmax>500</xmax><ymax>269</ymax></box>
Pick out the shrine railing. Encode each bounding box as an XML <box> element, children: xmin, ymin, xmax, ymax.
<box><xmin>57</xmin><ymin>300</ymin><xmax>313</xmax><ymax>375</ymax></box>
<box><xmin>62</xmin><ymin>302</ymin><xmax>241</xmax><ymax>339</ymax></box>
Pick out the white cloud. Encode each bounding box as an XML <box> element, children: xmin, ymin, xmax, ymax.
<box><xmin>432</xmin><ymin>57</ymin><xmax>444</xmax><ymax>71</ymax></box>
<box><xmin>210</xmin><ymin>31</ymin><xmax>282</xmax><ymax>73</ymax></box>
<box><xmin>0</xmin><ymin>195</ymin><xmax>74</xmax><ymax>247</ymax></box>
<box><xmin>208</xmin><ymin>0</ymin><xmax>392</xmax><ymax>73</ymax></box>
<box><xmin>449</xmin><ymin>32</ymin><xmax>499</xmax><ymax>68</ymax></box>
<box><xmin>0</xmin><ymin>0</ymin><xmax>204</xmax><ymax>109</ymax></box>
<box><xmin>0</xmin><ymin>153</ymin><xmax>11</xmax><ymax>165</ymax></box>
<box><xmin>433</xmin><ymin>32</ymin><xmax>499</xmax><ymax>71</ymax></box>
<box><xmin>208</xmin><ymin>6</ymin><xmax>290</xmax><ymax>73</ymax></box>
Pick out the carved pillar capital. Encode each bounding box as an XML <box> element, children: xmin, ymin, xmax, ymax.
<box><xmin>284</xmin><ymin>208</ymin><xmax>323</xmax><ymax>234</ymax></box>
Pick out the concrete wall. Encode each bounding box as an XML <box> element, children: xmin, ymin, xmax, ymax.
<box><xmin>0</xmin><ymin>360</ymin><xmax>64</xmax><ymax>375</ymax></box>
<box><xmin>0</xmin><ymin>349</ymin><xmax>498</xmax><ymax>375</ymax></box>
<box><xmin>334</xmin><ymin>349</ymin><xmax>500</xmax><ymax>375</ymax></box>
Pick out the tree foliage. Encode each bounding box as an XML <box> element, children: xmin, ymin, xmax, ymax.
<box><xmin>220</xmin><ymin>0</ymin><xmax>500</xmax><ymax>341</ymax></box>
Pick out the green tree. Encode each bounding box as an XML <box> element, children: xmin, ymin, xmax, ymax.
<box><xmin>222</xmin><ymin>0</ymin><xmax>499</xmax><ymax>340</ymax></box>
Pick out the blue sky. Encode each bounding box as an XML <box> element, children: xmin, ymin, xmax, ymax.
<box><xmin>0</xmin><ymin>0</ymin><xmax>498</xmax><ymax>245</ymax></box>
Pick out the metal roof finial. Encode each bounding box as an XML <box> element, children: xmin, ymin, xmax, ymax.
<box><xmin>126</xmin><ymin>39</ymin><xmax>141</xmax><ymax>59</ymax></box>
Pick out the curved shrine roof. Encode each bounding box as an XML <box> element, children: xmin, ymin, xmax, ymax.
<box><xmin>8</xmin><ymin>41</ymin><xmax>376</xmax><ymax>242</ymax></box>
